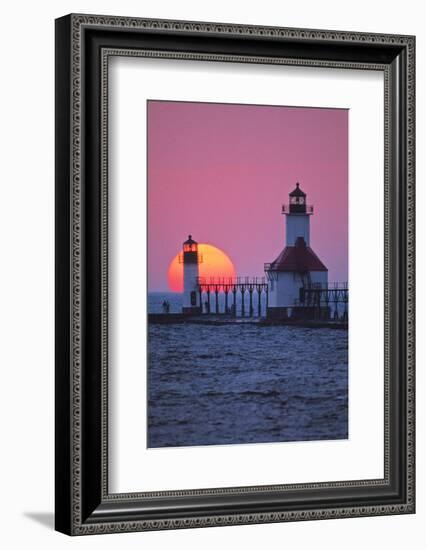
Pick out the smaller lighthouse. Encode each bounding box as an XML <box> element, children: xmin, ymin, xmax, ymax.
<box><xmin>181</xmin><ymin>235</ymin><xmax>202</xmax><ymax>315</ymax></box>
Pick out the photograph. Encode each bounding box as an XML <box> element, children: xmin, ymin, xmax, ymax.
<box><xmin>147</xmin><ymin>100</ymin><xmax>349</xmax><ymax>448</ymax></box>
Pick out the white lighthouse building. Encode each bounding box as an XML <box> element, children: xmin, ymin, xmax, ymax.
<box><xmin>265</xmin><ymin>183</ymin><xmax>328</xmax><ymax>319</ymax></box>
<box><xmin>181</xmin><ymin>235</ymin><xmax>202</xmax><ymax>315</ymax></box>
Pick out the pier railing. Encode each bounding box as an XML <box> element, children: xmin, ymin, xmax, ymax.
<box><xmin>299</xmin><ymin>282</ymin><xmax>349</xmax><ymax>320</ymax></box>
<box><xmin>193</xmin><ymin>277</ymin><xmax>348</xmax><ymax>321</ymax></box>
<box><xmin>197</xmin><ymin>276</ymin><xmax>266</xmax><ymax>286</ymax></box>
<box><xmin>196</xmin><ymin>276</ymin><xmax>268</xmax><ymax>317</ymax></box>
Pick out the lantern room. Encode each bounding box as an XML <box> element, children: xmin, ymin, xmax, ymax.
<box><xmin>183</xmin><ymin>234</ymin><xmax>198</xmax><ymax>253</ymax></box>
<box><xmin>181</xmin><ymin>235</ymin><xmax>201</xmax><ymax>265</ymax></box>
<box><xmin>288</xmin><ymin>182</ymin><xmax>307</xmax><ymax>213</ymax></box>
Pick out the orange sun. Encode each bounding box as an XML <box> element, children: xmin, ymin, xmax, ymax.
<box><xmin>167</xmin><ymin>244</ymin><xmax>236</xmax><ymax>292</ymax></box>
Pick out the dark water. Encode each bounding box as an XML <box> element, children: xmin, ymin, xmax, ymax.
<box><xmin>147</xmin><ymin>312</ymin><xmax>348</xmax><ymax>448</ymax></box>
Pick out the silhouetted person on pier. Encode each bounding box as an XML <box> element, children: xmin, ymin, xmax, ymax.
<box><xmin>162</xmin><ymin>300</ymin><xmax>170</xmax><ymax>314</ymax></box>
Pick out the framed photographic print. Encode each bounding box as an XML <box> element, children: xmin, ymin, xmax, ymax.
<box><xmin>55</xmin><ymin>14</ymin><xmax>415</xmax><ymax>535</ymax></box>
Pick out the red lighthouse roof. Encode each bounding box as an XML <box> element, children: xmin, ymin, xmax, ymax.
<box><xmin>267</xmin><ymin>237</ymin><xmax>327</xmax><ymax>273</ymax></box>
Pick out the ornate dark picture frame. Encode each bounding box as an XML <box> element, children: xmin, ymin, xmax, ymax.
<box><xmin>55</xmin><ymin>14</ymin><xmax>415</xmax><ymax>535</ymax></box>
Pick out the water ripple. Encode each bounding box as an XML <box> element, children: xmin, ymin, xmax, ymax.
<box><xmin>148</xmin><ymin>323</ymin><xmax>348</xmax><ymax>448</ymax></box>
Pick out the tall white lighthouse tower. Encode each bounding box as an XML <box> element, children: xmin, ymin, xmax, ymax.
<box><xmin>181</xmin><ymin>235</ymin><xmax>202</xmax><ymax>315</ymax></box>
<box><xmin>265</xmin><ymin>183</ymin><xmax>328</xmax><ymax>319</ymax></box>
<box><xmin>286</xmin><ymin>183</ymin><xmax>311</xmax><ymax>246</ymax></box>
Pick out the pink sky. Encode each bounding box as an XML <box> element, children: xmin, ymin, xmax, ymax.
<box><xmin>148</xmin><ymin>100</ymin><xmax>348</xmax><ymax>291</ymax></box>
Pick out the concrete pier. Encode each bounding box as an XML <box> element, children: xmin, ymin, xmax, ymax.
<box><xmin>148</xmin><ymin>313</ymin><xmax>348</xmax><ymax>329</ymax></box>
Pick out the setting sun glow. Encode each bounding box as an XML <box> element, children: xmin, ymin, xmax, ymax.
<box><xmin>167</xmin><ymin>244</ymin><xmax>236</xmax><ymax>292</ymax></box>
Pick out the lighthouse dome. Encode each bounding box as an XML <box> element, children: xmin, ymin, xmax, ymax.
<box><xmin>289</xmin><ymin>182</ymin><xmax>306</xmax><ymax>197</ymax></box>
<box><xmin>183</xmin><ymin>234</ymin><xmax>197</xmax><ymax>246</ymax></box>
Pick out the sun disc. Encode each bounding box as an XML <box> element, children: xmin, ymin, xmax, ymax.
<box><xmin>167</xmin><ymin>244</ymin><xmax>236</xmax><ymax>292</ymax></box>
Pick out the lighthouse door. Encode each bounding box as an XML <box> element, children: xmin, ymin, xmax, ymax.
<box><xmin>190</xmin><ymin>291</ymin><xmax>197</xmax><ymax>306</ymax></box>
